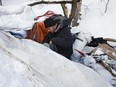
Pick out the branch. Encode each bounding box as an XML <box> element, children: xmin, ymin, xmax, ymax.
<box><xmin>104</xmin><ymin>0</ymin><xmax>110</xmax><ymax>13</ymax></box>
<box><xmin>28</xmin><ymin>1</ymin><xmax>72</xmax><ymax>6</ymax></box>
<box><xmin>28</xmin><ymin>0</ymin><xmax>81</xmax><ymax>6</ymax></box>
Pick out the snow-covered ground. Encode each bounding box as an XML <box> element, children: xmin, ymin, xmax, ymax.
<box><xmin>0</xmin><ymin>0</ymin><xmax>116</xmax><ymax>87</ymax></box>
<box><xmin>0</xmin><ymin>30</ymin><xmax>113</xmax><ymax>87</ymax></box>
<box><xmin>78</xmin><ymin>0</ymin><xmax>116</xmax><ymax>38</ymax></box>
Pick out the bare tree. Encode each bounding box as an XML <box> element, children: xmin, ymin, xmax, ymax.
<box><xmin>0</xmin><ymin>0</ymin><xmax>2</xmax><ymax>6</ymax></box>
<box><xmin>72</xmin><ymin>0</ymin><xmax>82</xmax><ymax>27</ymax></box>
<box><xmin>61</xmin><ymin>0</ymin><xmax>82</xmax><ymax>26</ymax></box>
<box><xmin>61</xmin><ymin>3</ymin><xmax>68</xmax><ymax>18</ymax></box>
<box><xmin>68</xmin><ymin>0</ymin><xmax>77</xmax><ymax>25</ymax></box>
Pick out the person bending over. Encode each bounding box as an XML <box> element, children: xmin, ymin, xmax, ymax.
<box><xmin>43</xmin><ymin>14</ymin><xmax>73</xmax><ymax>59</ymax></box>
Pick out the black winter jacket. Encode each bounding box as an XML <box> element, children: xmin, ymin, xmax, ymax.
<box><xmin>43</xmin><ymin>20</ymin><xmax>73</xmax><ymax>59</ymax></box>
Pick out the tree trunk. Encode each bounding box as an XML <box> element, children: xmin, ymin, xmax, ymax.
<box><xmin>68</xmin><ymin>0</ymin><xmax>77</xmax><ymax>25</ymax></box>
<box><xmin>61</xmin><ymin>3</ymin><xmax>68</xmax><ymax>18</ymax></box>
<box><xmin>72</xmin><ymin>0</ymin><xmax>82</xmax><ymax>27</ymax></box>
<box><xmin>0</xmin><ymin>0</ymin><xmax>2</xmax><ymax>6</ymax></box>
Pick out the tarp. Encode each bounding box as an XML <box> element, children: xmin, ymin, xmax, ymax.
<box><xmin>0</xmin><ymin>31</ymin><xmax>113</xmax><ymax>87</ymax></box>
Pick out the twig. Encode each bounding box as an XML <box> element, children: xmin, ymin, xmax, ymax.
<box><xmin>104</xmin><ymin>0</ymin><xmax>110</xmax><ymax>13</ymax></box>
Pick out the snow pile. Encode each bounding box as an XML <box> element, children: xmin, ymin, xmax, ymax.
<box><xmin>0</xmin><ymin>0</ymin><xmax>115</xmax><ymax>87</ymax></box>
<box><xmin>0</xmin><ymin>31</ymin><xmax>113</xmax><ymax>87</ymax></box>
<box><xmin>0</xmin><ymin>5</ymin><xmax>35</xmax><ymax>31</ymax></box>
<box><xmin>78</xmin><ymin>0</ymin><xmax>116</xmax><ymax>38</ymax></box>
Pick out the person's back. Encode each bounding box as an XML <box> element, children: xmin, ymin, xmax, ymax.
<box><xmin>43</xmin><ymin>14</ymin><xmax>73</xmax><ymax>59</ymax></box>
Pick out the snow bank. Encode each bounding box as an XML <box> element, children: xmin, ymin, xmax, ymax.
<box><xmin>78</xmin><ymin>0</ymin><xmax>116</xmax><ymax>38</ymax></box>
<box><xmin>0</xmin><ymin>31</ymin><xmax>113</xmax><ymax>87</ymax></box>
<box><xmin>0</xmin><ymin>5</ymin><xmax>35</xmax><ymax>31</ymax></box>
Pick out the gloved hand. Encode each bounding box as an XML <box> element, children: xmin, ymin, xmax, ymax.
<box><xmin>43</xmin><ymin>43</ymin><xmax>50</xmax><ymax>48</ymax></box>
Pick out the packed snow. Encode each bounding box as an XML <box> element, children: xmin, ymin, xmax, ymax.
<box><xmin>0</xmin><ymin>31</ymin><xmax>113</xmax><ymax>87</ymax></box>
<box><xmin>77</xmin><ymin>0</ymin><xmax>116</xmax><ymax>38</ymax></box>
